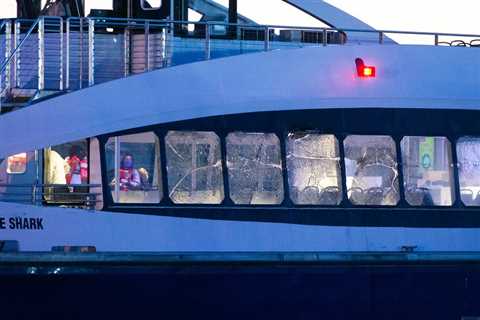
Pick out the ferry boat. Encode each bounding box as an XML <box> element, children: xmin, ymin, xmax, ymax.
<box><xmin>1</xmin><ymin>0</ymin><xmax>480</xmax><ymax>318</ymax></box>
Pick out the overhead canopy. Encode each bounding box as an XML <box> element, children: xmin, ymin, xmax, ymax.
<box><xmin>284</xmin><ymin>0</ymin><xmax>396</xmax><ymax>44</ymax></box>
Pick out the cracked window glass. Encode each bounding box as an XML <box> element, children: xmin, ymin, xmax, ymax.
<box><xmin>401</xmin><ymin>136</ymin><xmax>454</xmax><ymax>206</ymax></box>
<box><xmin>286</xmin><ymin>133</ymin><xmax>342</xmax><ymax>205</ymax></box>
<box><xmin>106</xmin><ymin>132</ymin><xmax>162</xmax><ymax>204</ymax></box>
<box><xmin>457</xmin><ymin>137</ymin><xmax>480</xmax><ymax>206</ymax></box>
<box><xmin>226</xmin><ymin>132</ymin><xmax>284</xmax><ymax>205</ymax></box>
<box><xmin>165</xmin><ymin>131</ymin><xmax>224</xmax><ymax>204</ymax></box>
<box><xmin>344</xmin><ymin>135</ymin><xmax>399</xmax><ymax>206</ymax></box>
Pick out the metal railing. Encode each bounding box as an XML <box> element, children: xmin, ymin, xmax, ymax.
<box><xmin>1</xmin><ymin>16</ymin><xmax>480</xmax><ymax>111</ymax></box>
<box><xmin>0</xmin><ymin>183</ymin><xmax>102</xmax><ymax>210</ymax></box>
<box><xmin>0</xmin><ymin>20</ymin><xmax>8</xmax><ymax>99</ymax></box>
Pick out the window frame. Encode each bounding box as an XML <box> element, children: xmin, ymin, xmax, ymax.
<box><xmin>104</xmin><ymin>131</ymin><xmax>163</xmax><ymax>205</ymax></box>
<box><xmin>164</xmin><ymin>130</ymin><xmax>225</xmax><ymax>205</ymax></box>
<box><xmin>455</xmin><ymin>136</ymin><xmax>480</xmax><ymax>207</ymax></box>
<box><xmin>225</xmin><ymin>131</ymin><xmax>285</xmax><ymax>206</ymax></box>
<box><xmin>400</xmin><ymin>135</ymin><xmax>456</xmax><ymax>207</ymax></box>
<box><xmin>98</xmin><ymin>129</ymin><xmax>468</xmax><ymax>211</ymax></box>
<box><xmin>6</xmin><ymin>153</ymin><xmax>28</xmax><ymax>175</ymax></box>
<box><xmin>286</xmin><ymin>132</ymin><xmax>343</xmax><ymax>206</ymax></box>
<box><xmin>342</xmin><ymin>134</ymin><xmax>401</xmax><ymax>207</ymax></box>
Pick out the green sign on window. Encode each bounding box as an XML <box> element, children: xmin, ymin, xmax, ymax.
<box><xmin>419</xmin><ymin>137</ymin><xmax>434</xmax><ymax>170</ymax></box>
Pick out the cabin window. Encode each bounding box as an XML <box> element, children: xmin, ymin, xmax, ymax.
<box><xmin>165</xmin><ymin>131</ymin><xmax>224</xmax><ymax>204</ymax></box>
<box><xmin>344</xmin><ymin>135</ymin><xmax>400</xmax><ymax>206</ymax></box>
<box><xmin>456</xmin><ymin>137</ymin><xmax>480</xmax><ymax>206</ymax></box>
<box><xmin>401</xmin><ymin>136</ymin><xmax>455</xmax><ymax>206</ymax></box>
<box><xmin>226</xmin><ymin>132</ymin><xmax>284</xmax><ymax>205</ymax></box>
<box><xmin>6</xmin><ymin>153</ymin><xmax>27</xmax><ymax>174</ymax></box>
<box><xmin>44</xmin><ymin>140</ymin><xmax>89</xmax><ymax>204</ymax></box>
<box><xmin>106</xmin><ymin>132</ymin><xmax>162</xmax><ymax>204</ymax></box>
<box><xmin>286</xmin><ymin>133</ymin><xmax>342</xmax><ymax>205</ymax></box>
<box><xmin>0</xmin><ymin>152</ymin><xmax>36</xmax><ymax>204</ymax></box>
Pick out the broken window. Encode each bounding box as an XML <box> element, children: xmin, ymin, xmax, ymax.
<box><xmin>286</xmin><ymin>133</ymin><xmax>342</xmax><ymax>205</ymax></box>
<box><xmin>165</xmin><ymin>131</ymin><xmax>224</xmax><ymax>204</ymax></box>
<box><xmin>226</xmin><ymin>132</ymin><xmax>283</xmax><ymax>205</ymax></box>
<box><xmin>106</xmin><ymin>132</ymin><xmax>162</xmax><ymax>204</ymax></box>
<box><xmin>401</xmin><ymin>136</ymin><xmax>454</xmax><ymax>206</ymax></box>
<box><xmin>344</xmin><ymin>135</ymin><xmax>399</xmax><ymax>206</ymax></box>
<box><xmin>457</xmin><ymin>137</ymin><xmax>480</xmax><ymax>206</ymax></box>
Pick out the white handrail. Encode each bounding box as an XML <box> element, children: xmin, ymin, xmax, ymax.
<box><xmin>1</xmin><ymin>16</ymin><xmax>480</xmax><ymax>114</ymax></box>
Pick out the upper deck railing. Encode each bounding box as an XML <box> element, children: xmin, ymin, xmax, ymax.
<box><xmin>1</xmin><ymin>16</ymin><xmax>480</xmax><ymax>112</ymax></box>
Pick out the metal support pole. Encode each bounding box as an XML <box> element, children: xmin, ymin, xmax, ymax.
<box><xmin>88</xmin><ymin>19</ymin><xmax>94</xmax><ymax>86</ymax></box>
<box><xmin>31</xmin><ymin>184</ymin><xmax>37</xmax><ymax>205</ymax></box>
<box><xmin>4</xmin><ymin>21</ymin><xmax>12</xmax><ymax>93</ymax></box>
<box><xmin>167</xmin><ymin>0</ymin><xmax>175</xmax><ymax>67</ymax></box>
<box><xmin>114</xmin><ymin>137</ymin><xmax>120</xmax><ymax>203</ymax></box>
<box><xmin>35</xmin><ymin>149</ymin><xmax>40</xmax><ymax>186</ymax></box>
<box><xmin>323</xmin><ymin>29</ymin><xmax>327</xmax><ymax>46</ymax></box>
<box><xmin>124</xmin><ymin>23</ymin><xmax>131</xmax><ymax>77</ymax></box>
<box><xmin>264</xmin><ymin>26</ymin><xmax>270</xmax><ymax>51</ymax></box>
<box><xmin>205</xmin><ymin>23</ymin><xmax>211</xmax><ymax>60</ymax></box>
<box><xmin>170</xmin><ymin>0</ymin><xmax>174</xmax><ymax>34</ymax></box>
<box><xmin>434</xmin><ymin>34</ymin><xmax>439</xmax><ymax>46</ymax></box>
<box><xmin>379</xmin><ymin>31</ymin><xmax>384</xmax><ymax>44</ymax></box>
<box><xmin>59</xmin><ymin>17</ymin><xmax>64</xmax><ymax>91</ymax></box>
<box><xmin>145</xmin><ymin>21</ymin><xmax>150</xmax><ymax>71</ymax></box>
<box><xmin>38</xmin><ymin>17</ymin><xmax>45</xmax><ymax>91</ymax></box>
<box><xmin>14</xmin><ymin>21</ymin><xmax>20</xmax><ymax>88</ymax></box>
<box><xmin>66</xmin><ymin>18</ymin><xmax>70</xmax><ymax>90</ymax></box>
<box><xmin>79</xmin><ymin>18</ymin><xmax>84</xmax><ymax>89</ymax></box>
<box><xmin>161</xmin><ymin>27</ymin><xmax>167</xmax><ymax>67</ymax></box>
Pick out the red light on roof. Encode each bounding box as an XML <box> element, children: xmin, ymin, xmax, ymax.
<box><xmin>355</xmin><ymin>58</ymin><xmax>376</xmax><ymax>78</ymax></box>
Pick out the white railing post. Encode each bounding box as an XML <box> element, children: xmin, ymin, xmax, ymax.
<box><xmin>124</xmin><ymin>21</ymin><xmax>130</xmax><ymax>77</ymax></box>
<box><xmin>59</xmin><ymin>17</ymin><xmax>64</xmax><ymax>91</ymax></box>
<box><xmin>145</xmin><ymin>20</ymin><xmax>150</xmax><ymax>71</ymax></box>
<box><xmin>4</xmin><ymin>21</ymin><xmax>12</xmax><ymax>94</ymax></box>
<box><xmin>38</xmin><ymin>17</ymin><xmax>45</xmax><ymax>91</ymax></box>
<box><xmin>79</xmin><ymin>18</ymin><xmax>84</xmax><ymax>89</ymax></box>
<box><xmin>88</xmin><ymin>18</ymin><xmax>95</xmax><ymax>86</ymax></box>
<box><xmin>66</xmin><ymin>18</ymin><xmax>71</xmax><ymax>90</ymax></box>
<box><xmin>161</xmin><ymin>26</ymin><xmax>168</xmax><ymax>67</ymax></box>
<box><xmin>14</xmin><ymin>21</ymin><xmax>20</xmax><ymax>88</ymax></box>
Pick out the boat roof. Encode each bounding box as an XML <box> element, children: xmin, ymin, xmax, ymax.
<box><xmin>0</xmin><ymin>44</ymin><xmax>479</xmax><ymax>158</ymax></box>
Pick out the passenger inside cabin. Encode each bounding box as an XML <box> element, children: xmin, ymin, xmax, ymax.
<box><xmin>65</xmin><ymin>146</ymin><xmax>88</xmax><ymax>185</ymax></box>
<box><xmin>138</xmin><ymin>168</ymin><xmax>151</xmax><ymax>189</ymax></box>
<box><xmin>46</xmin><ymin>149</ymin><xmax>67</xmax><ymax>185</ymax></box>
<box><xmin>119</xmin><ymin>154</ymin><xmax>141</xmax><ymax>191</ymax></box>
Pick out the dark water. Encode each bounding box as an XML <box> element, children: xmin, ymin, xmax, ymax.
<box><xmin>1</xmin><ymin>263</ymin><xmax>479</xmax><ymax>319</ymax></box>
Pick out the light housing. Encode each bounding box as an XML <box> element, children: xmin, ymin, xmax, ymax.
<box><xmin>355</xmin><ymin>58</ymin><xmax>376</xmax><ymax>78</ymax></box>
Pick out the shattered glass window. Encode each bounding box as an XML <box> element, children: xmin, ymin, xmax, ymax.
<box><xmin>226</xmin><ymin>132</ymin><xmax>284</xmax><ymax>205</ymax></box>
<box><xmin>165</xmin><ymin>131</ymin><xmax>224</xmax><ymax>204</ymax></box>
<box><xmin>401</xmin><ymin>136</ymin><xmax>454</xmax><ymax>206</ymax></box>
<box><xmin>286</xmin><ymin>133</ymin><xmax>342</xmax><ymax>205</ymax></box>
<box><xmin>344</xmin><ymin>135</ymin><xmax>399</xmax><ymax>206</ymax></box>
<box><xmin>457</xmin><ymin>137</ymin><xmax>480</xmax><ymax>206</ymax></box>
